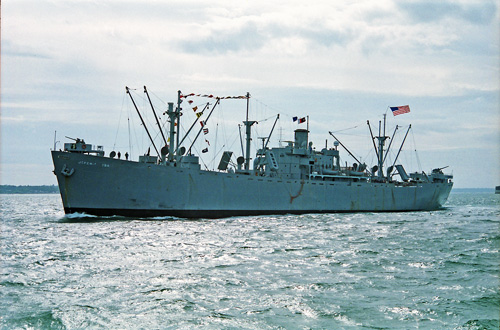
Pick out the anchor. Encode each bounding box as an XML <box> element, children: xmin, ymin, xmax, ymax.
<box><xmin>61</xmin><ymin>164</ymin><xmax>75</xmax><ymax>177</ymax></box>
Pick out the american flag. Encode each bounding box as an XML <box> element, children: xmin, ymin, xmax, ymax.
<box><xmin>390</xmin><ymin>105</ymin><xmax>410</xmax><ymax>116</ymax></box>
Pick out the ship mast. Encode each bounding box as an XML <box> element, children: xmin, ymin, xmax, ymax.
<box><xmin>376</xmin><ymin>114</ymin><xmax>389</xmax><ymax>179</ymax></box>
<box><xmin>166</xmin><ymin>90</ymin><xmax>183</xmax><ymax>162</ymax></box>
<box><xmin>167</xmin><ymin>101</ymin><xmax>175</xmax><ymax>161</ymax></box>
<box><xmin>243</xmin><ymin>92</ymin><xmax>256</xmax><ymax>170</ymax></box>
<box><xmin>176</xmin><ymin>90</ymin><xmax>182</xmax><ymax>154</ymax></box>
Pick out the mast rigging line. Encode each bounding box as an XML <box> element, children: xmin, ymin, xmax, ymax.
<box><xmin>126</xmin><ymin>88</ymin><xmax>164</xmax><ymax>144</ymax></box>
<box><xmin>147</xmin><ymin>89</ymin><xmax>169</xmax><ymax>108</ymax></box>
<box><xmin>263</xmin><ymin>114</ymin><xmax>280</xmax><ymax>150</ymax></box>
<box><xmin>187</xmin><ymin>98</ymin><xmax>221</xmax><ymax>155</ymax></box>
<box><xmin>391</xmin><ymin>125</ymin><xmax>412</xmax><ymax>169</ymax></box>
<box><xmin>144</xmin><ymin>86</ymin><xmax>168</xmax><ymax>146</ymax></box>
<box><xmin>382</xmin><ymin>125</ymin><xmax>399</xmax><ymax>166</ymax></box>
<box><xmin>328</xmin><ymin>131</ymin><xmax>362</xmax><ymax>165</ymax></box>
<box><xmin>329</xmin><ymin>125</ymin><xmax>361</xmax><ymax>134</ymax></box>
<box><xmin>180</xmin><ymin>92</ymin><xmax>249</xmax><ymax>101</ymax></box>
<box><xmin>175</xmin><ymin>102</ymin><xmax>211</xmax><ymax>155</ymax></box>
<box><xmin>367</xmin><ymin>120</ymin><xmax>379</xmax><ymax>161</ymax></box>
<box><xmin>411</xmin><ymin>129</ymin><xmax>423</xmax><ymax>171</ymax></box>
<box><xmin>255</xmin><ymin>114</ymin><xmax>278</xmax><ymax>123</ymax></box>
<box><xmin>238</xmin><ymin>124</ymin><xmax>244</xmax><ymax>157</ymax></box>
<box><xmin>113</xmin><ymin>92</ymin><xmax>128</xmax><ymax>151</ymax></box>
<box><xmin>251</xmin><ymin>97</ymin><xmax>300</xmax><ymax>122</ymax></box>
<box><xmin>125</xmin><ymin>86</ymin><xmax>160</xmax><ymax>157</ymax></box>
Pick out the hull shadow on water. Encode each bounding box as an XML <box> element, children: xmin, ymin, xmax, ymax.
<box><xmin>58</xmin><ymin>212</ymin><xmax>186</xmax><ymax>223</ymax></box>
<box><xmin>58</xmin><ymin>206</ymin><xmax>452</xmax><ymax>223</ymax></box>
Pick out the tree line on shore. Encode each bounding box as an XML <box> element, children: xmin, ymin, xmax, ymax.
<box><xmin>0</xmin><ymin>185</ymin><xmax>58</xmax><ymax>194</ymax></box>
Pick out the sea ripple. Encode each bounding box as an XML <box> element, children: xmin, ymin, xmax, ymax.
<box><xmin>1</xmin><ymin>191</ymin><xmax>499</xmax><ymax>329</ymax></box>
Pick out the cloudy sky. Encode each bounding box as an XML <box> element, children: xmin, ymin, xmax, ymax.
<box><xmin>1</xmin><ymin>0</ymin><xmax>499</xmax><ymax>188</ymax></box>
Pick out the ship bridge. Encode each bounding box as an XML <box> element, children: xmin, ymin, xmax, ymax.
<box><xmin>250</xmin><ymin>128</ymin><xmax>366</xmax><ymax>182</ymax></box>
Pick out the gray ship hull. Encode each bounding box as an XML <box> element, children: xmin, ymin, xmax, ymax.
<box><xmin>52</xmin><ymin>151</ymin><xmax>453</xmax><ymax>218</ymax></box>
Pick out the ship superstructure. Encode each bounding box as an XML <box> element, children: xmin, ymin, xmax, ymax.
<box><xmin>51</xmin><ymin>88</ymin><xmax>453</xmax><ymax>218</ymax></box>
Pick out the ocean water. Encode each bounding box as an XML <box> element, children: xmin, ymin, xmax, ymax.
<box><xmin>1</xmin><ymin>191</ymin><xmax>498</xmax><ymax>329</ymax></box>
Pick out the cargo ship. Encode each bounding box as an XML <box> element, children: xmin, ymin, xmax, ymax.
<box><xmin>51</xmin><ymin>87</ymin><xmax>453</xmax><ymax>218</ymax></box>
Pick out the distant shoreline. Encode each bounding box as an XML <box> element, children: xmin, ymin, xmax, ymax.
<box><xmin>0</xmin><ymin>185</ymin><xmax>59</xmax><ymax>194</ymax></box>
<box><xmin>451</xmin><ymin>188</ymin><xmax>496</xmax><ymax>193</ymax></box>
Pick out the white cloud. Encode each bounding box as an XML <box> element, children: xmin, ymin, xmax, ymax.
<box><xmin>4</xmin><ymin>0</ymin><xmax>498</xmax><ymax>96</ymax></box>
